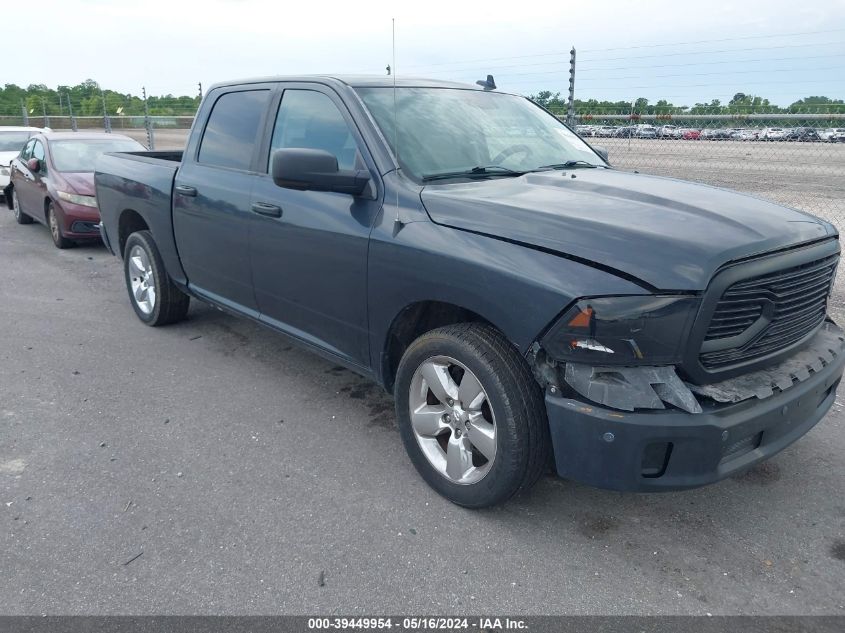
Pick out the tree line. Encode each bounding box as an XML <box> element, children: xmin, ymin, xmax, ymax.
<box><xmin>531</xmin><ymin>91</ymin><xmax>845</xmax><ymax>115</ymax></box>
<box><xmin>2</xmin><ymin>80</ymin><xmax>842</xmax><ymax>118</ymax></box>
<box><xmin>0</xmin><ymin>80</ymin><xmax>200</xmax><ymax>117</ymax></box>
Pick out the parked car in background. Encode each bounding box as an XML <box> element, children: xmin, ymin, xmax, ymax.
<box><xmin>700</xmin><ymin>128</ymin><xmax>733</xmax><ymax>140</ymax></box>
<box><xmin>681</xmin><ymin>128</ymin><xmax>701</xmax><ymax>140</ymax></box>
<box><xmin>761</xmin><ymin>127</ymin><xmax>787</xmax><ymax>141</ymax></box>
<box><xmin>657</xmin><ymin>125</ymin><xmax>682</xmax><ymax>139</ymax></box>
<box><xmin>633</xmin><ymin>125</ymin><xmax>658</xmax><ymax>138</ymax></box>
<box><xmin>5</xmin><ymin>132</ymin><xmax>144</xmax><ymax>248</ymax></box>
<box><xmin>730</xmin><ymin>128</ymin><xmax>757</xmax><ymax>141</ymax></box>
<box><xmin>0</xmin><ymin>127</ymin><xmax>48</xmax><ymax>201</ymax></box>
<box><xmin>613</xmin><ymin>126</ymin><xmax>634</xmax><ymax>137</ymax></box>
<box><xmin>820</xmin><ymin>128</ymin><xmax>845</xmax><ymax>142</ymax></box>
<box><xmin>595</xmin><ymin>125</ymin><xmax>616</xmax><ymax>137</ymax></box>
<box><xmin>783</xmin><ymin>127</ymin><xmax>821</xmax><ymax>142</ymax></box>
<box><xmin>575</xmin><ymin>125</ymin><xmax>596</xmax><ymax>137</ymax></box>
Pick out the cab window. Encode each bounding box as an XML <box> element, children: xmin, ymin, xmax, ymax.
<box><xmin>269</xmin><ymin>90</ymin><xmax>361</xmax><ymax>171</ymax></box>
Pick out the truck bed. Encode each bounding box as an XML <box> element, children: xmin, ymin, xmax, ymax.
<box><xmin>95</xmin><ymin>151</ymin><xmax>187</xmax><ymax>284</ymax></box>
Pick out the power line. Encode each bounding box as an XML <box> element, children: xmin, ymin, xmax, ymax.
<box><xmin>485</xmin><ymin>63</ymin><xmax>844</xmax><ymax>82</ymax></box>
<box><xmin>578</xmin><ymin>27</ymin><xmax>845</xmax><ymax>53</ymax></box>
<box><xmin>400</xmin><ymin>31</ymin><xmax>845</xmax><ymax>71</ymax></box>
<box><xmin>401</xmin><ymin>41</ymin><xmax>843</xmax><ymax>76</ymax></box>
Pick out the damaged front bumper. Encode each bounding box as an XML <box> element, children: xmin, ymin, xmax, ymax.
<box><xmin>542</xmin><ymin>321</ymin><xmax>845</xmax><ymax>491</ymax></box>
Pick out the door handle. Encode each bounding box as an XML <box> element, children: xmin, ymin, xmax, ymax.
<box><xmin>175</xmin><ymin>185</ymin><xmax>197</xmax><ymax>197</ymax></box>
<box><xmin>251</xmin><ymin>202</ymin><xmax>282</xmax><ymax>218</ymax></box>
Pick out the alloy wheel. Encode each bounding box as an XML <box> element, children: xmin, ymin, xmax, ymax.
<box><xmin>128</xmin><ymin>245</ymin><xmax>157</xmax><ymax>315</ymax></box>
<box><xmin>408</xmin><ymin>356</ymin><xmax>497</xmax><ymax>485</ymax></box>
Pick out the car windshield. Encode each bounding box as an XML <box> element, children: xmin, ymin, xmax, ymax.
<box><xmin>0</xmin><ymin>131</ymin><xmax>34</xmax><ymax>151</ymax></box>
<box><xmin>49</xmin><ymin>138</ymin><xmax>145</xmax><ymax>172</ymax></box>
<box><xmin>355</xmin><ymin>87</ymin><xmax>604</xmax><ymax>181</ymax></box>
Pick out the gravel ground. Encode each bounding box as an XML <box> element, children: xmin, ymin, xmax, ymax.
<box><xmin>1</xmin><ymin>210</ymin><xmax>845</xmax><ymax>615</ymax></box>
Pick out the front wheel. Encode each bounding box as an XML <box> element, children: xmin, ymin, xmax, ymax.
<box><xmin>47</xmin><ymin>202</ymin><xmax>72</xmax><ymax>249</ymax></box>
<box><xmin>123</xmin><ymin>230</ymin><xmax>190</xmax><ymax>326</ymax></box>
<box><xmin>394</xmin><ymin>323</ymin><xmax>551</xmax><ymax>508</ymax></box>
<box><xmin>11</xmin><ymin>189</ymin><xmax>33</xmax><ymax>225</ymax></box>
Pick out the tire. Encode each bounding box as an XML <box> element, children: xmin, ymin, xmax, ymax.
<box><xmin>11</xmin><ymin>189</ymin><xmax>33</xmax><ymax>225</ymax></box>
<box><xmin>47</xmin><ymin>202</ymin><xmax>73</xmax><ymax>249</ymax></box>
<box><xmin>123</xmin><ymin>230</ymin><xmax>190</xmax><ymax>326</ymax></box>
<box><xmin>394</xmin><ymin>323</ymin><xmax>551</xmax><ymax>508</ymax></box>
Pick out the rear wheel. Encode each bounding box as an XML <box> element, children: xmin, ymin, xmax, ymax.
<box><xmin>394</xmin><ymin>323</ymin><xmax>550</xmax><ymax>508</ymax></box>
<box><xmin>11</xmin><ymin>189</ymin><xmax>33</xmax><ymax>225</ymax></box>
<box><xmin>47</xmin><ymin>202</ymin><xmax>72</xmax><ymax>249</ymax></box>
<box><xmin>123</xmin><ymin>230</ymin><xmax>190</xmax><ymax>326</ymax></box>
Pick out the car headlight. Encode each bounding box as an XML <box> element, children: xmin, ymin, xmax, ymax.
<box><xmin>0</xmin><ymin>166</ymin><xmax>9</xmax><ymax>176</ymax></box>
<box><xmin>541</xmin><ymin>295</ymin><xmax>701</xmax><ymax>365</ymax></box>
<box><xmin>57</xmin><ymin>191</ymin><xmax>97</xmax><ymax>207</ymax></box>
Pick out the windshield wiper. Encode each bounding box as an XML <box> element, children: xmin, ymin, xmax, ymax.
<box><xmin>532</xmin><ymin>160</ymin><xmax>601</xmax><ymax>171</ymax></box>
<box><xmin>421</xmin><ymin>165</ymin><xmax>527</xmax><ymax>182</ymax></box>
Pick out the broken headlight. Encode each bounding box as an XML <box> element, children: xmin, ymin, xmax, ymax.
<box><xmin>541</xmin><ymin>295</ymin><xmax>700</xmax><ymax>365</ymax></box>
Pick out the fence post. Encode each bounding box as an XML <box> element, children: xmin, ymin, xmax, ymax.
<box><xmin>142</xmin><ymin>86</ymin><xmax>155</xmax><ymax>150</ymax></box>
<box><xmin>41</xmin><ymin>98</ymin><xmax>49</xmax><ymax>128</ymax></box>
<box><xmin>66</xmin><ymin>93</ymin><xmax>78</xmax><ymax>131</ymax></box>
<box><xmin>21</xmin><ymin>100</ymin><xmax>29</xmax><ymax>126</ymax></box>
<box><xmin>566</xmin><ymin>46</ymin><xmax>576</xmax><ymax>128</ymax></box>
<box><xmin>102</xmin><ymin>92</ymin><xmax>112</xmax><ymax>133</ymax></box>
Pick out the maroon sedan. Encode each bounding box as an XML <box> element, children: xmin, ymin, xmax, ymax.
<box><xmin>6</xmin><ymin>132</ymin><xmax>144</xmax><ymax>248</ymax></box>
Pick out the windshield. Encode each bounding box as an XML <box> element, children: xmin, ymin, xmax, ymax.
<box><xmin>49</xmin><ymin>138</ymin><xmax>145</xmax><ymax>172</ymax></box>
<box><xmin>355</xmin><ymin>87</ymin><xmax>604</xmax><ymax>181</ymax></box>
<box><xmin>0</xmin><ymin>131</ymin><xmax>34</xmax><ymax>152</ymax></box>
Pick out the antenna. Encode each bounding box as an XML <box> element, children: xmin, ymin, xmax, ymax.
<box><xmin>392</xmin><ymin>17</ymin><xmax>402</xmax><ymax>226</ymax></box>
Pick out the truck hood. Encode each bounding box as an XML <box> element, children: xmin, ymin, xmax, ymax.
<box><xmin>420</xmin><ymin>169</ymin><xmax>836</xmax><ymax>290</ymax></box>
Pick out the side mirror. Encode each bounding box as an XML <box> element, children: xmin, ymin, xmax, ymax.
<box><xmin>592</xmin><ymin>145</ymin><xmax>609</xmax><ymax>164</ymax></box>
<box><xmin>26</xmin><ymin>158</ymin><xmax>41</xmax><ymax>172</ymax></box>
<box><xmin>271</xmin><ymin>148</ymin><xmax>370</xmax><ymax>196</ymax></box>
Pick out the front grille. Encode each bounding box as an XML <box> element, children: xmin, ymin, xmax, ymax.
<box><xmin>700</xmin><ymin>254</ymin><xmax>838</xmax><ymax>369</ymax></box>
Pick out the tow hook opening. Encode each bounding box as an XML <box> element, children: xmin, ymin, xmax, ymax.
<box><xmin>641</xmin><ymin>442</ymin><xmax>673</xmax><ymax>478</ymax></box>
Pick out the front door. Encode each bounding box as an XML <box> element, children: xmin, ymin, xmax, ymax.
<box><xmin>13</xmin><ymin>139</ymin><xmax>38</xmax><ymax>216</ymax></box>
<box><xmin>249</xmin><ymin>86</ymin><xmax>381</xmax><ymax>367</ymax></box>
<box><xmin>172</xmin><ymin>87</ymin><xmax>273</xmax><ymax>313</ymax></box>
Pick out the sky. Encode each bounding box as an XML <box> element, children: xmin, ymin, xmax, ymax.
<box><xmin>4</xmin><ymin>0</ymin><xmax>845</xmax><ymax>107</ymax></box>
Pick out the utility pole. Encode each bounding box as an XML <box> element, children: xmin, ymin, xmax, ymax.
<box><xmin>66</xmin><ymin>93</ymin><xmax>78</xmax><ymax>132</ymax></box>
<box><xmin>21</xmin><ymin>99</ymin><xmax>29</xmax><ymax>126</ymax></box>
<box><xmin>142</xmin><ymin>86</ymin><xmax>154</xmax><ymax>150</ymax></box>
<box><xmin>102</xmin><ymin>92</ymin><xmax>112</xmax><ymax>133</ymax></box>
<box><xmin>41</xmin><ymin>98</ymin><xmax>49</xmax><ymax>128</ymax></box>
<box><xmin>566</xmin><ymin>46</ymin><xmax>576</xmax><ymax>128</ymax></box>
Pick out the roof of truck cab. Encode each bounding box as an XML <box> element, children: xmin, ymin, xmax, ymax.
<box><xmin>209</xmin><ymin>75</ymin><xmax>488</xmax><ymax>91</ymax></box>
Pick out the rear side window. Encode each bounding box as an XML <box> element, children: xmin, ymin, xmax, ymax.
<box><xmin>198</xmin><ymin>90</ymin><xmax>270</xmax><ymax>171</ymax></box>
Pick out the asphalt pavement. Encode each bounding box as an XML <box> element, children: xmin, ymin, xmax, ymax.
<box><xmin>1</xmin><ymin>209</ymin><xmax>844</xmax><ymax>615</ymax></box>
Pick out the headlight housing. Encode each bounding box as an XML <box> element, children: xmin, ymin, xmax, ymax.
<box><xmin>0</xmin><ymin>166</ymin><xmax>9</xmax><ymax>177</ymax></box>
<box><xmin>57</xmin><ymin>191</ymin><xmax>97</xmax><ymax>207</ymax></box>
<box><xmin>541</xmin><ymin>295</ymin><xmax>700</xmax><ymax>365</ymax></box>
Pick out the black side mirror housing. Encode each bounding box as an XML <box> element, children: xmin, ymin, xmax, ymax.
<box><xmin>592</xmin><ymin>145</ymin><xmax>609</xmax><ymax>164</ymax></box>
<box><xmin>271</xmin><ymin>148</ymin><xmax>370</xmax><ymax>196</ymax></box>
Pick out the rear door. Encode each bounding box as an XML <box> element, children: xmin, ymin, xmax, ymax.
<box><xmin>248</xmin><ymin>84</ymin><xmax>382</xmax><ymax>367</ymax></box>
<box><xmin>173</xmin><ymin>86</ymin><xmax>273</xmax><ymax>313</ymax></box>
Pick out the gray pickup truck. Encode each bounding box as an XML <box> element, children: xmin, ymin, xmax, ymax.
<box><xmin>95</xmin><ymin>75</ymin><xmax>844</xmax><ymax>507</ymax></box>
